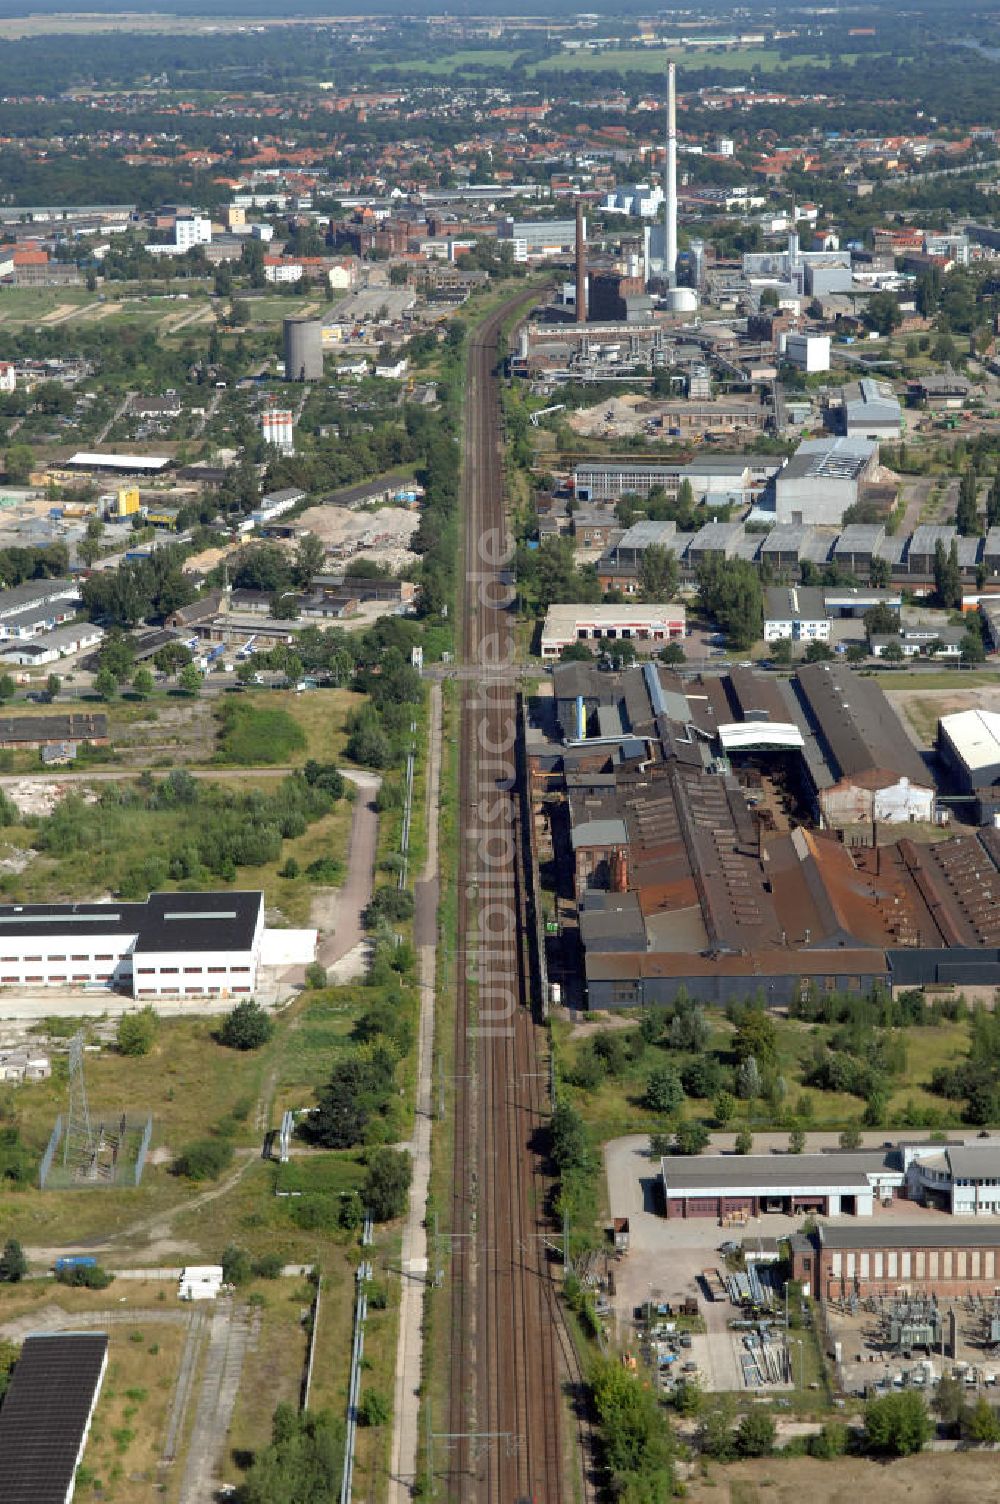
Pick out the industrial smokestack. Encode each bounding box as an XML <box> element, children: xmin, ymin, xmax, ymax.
<box><xmin>665</xmin><ymin>61</ymin><xmax>678</xmax><ymax>287</ymax></box>
<box><xmin>575</xmin><ymin>199</ymin><xmax>587</xmax><ymax>323</ymax></box>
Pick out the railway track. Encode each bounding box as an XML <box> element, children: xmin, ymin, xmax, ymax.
<box><xmin>444</xmin><ymin>292</ymin><xmax>577</xmax><ymax>1504</ymax></box>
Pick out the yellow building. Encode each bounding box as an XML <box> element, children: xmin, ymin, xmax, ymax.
<box><xmin>116</xmin><ymin>486</ymin><xmax>140</xmax><ymax>518</ymax></box>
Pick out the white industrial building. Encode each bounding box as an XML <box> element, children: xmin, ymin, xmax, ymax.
<box><xmin>773</xmin><ymin>437</ymin><xmax>879</xmax><ymax>526</ymax></box>
<box><xmin>784</xmin><ymin>332</ymin><xmax>830</xmax><ymax>373</ymax></box>
<box><xmin>0</xmin><ymin>622</ymin><xmax>104</xmax><ymax>666</ymax></box>
<box><xmin>541</xmin><ymin>602</ymin><xmax>685</xmax><ymax>659</ymax></box>
<box><xmin>497</xmin><ymin>216</ymin><xmax>579</xmax><ymax>261</ymax></box>
<box><xmin>763</xmin><ymin>585</ymin><xmax>830</xmax><ymax>643</ymax></box>
<box><xmin>0</xmin><ymin>891</ymin><xmax>314</xmax><ymax>997</ymax></box>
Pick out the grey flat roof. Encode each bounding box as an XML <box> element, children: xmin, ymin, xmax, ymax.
<box><xmin>946</xmin><ymin>1145</ymin><xmax>1000</xmax><ymax>1179</ymax></box>
<box><xmin>820</xmin><ymin>1222</ymin><xmax>1000</xmax><ymax>1251</ymax></box>
<box><xmin>661</xmin><ymin>1148</ymin><xmax>897</xmax><ymax>1194</ymax></box>
<box><xmin>834</xmin><ymin>524</ymin><xmax>885</xmax><ymax>552</ymax></box>
<box><xmin>764</xmin><ymin>585</ymin><xmax>827</xmax><ymax>621</ymax></box>
<box><xmin>570</xmin><ymin>817</ymin><xmax>628</xmax><ymax>849</ymax></box>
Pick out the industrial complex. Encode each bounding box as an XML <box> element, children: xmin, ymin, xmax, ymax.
<box><xmin>529</xmin><ymin>657</ymin><xmax>1000</xmax><ymax>1008</ymax></box>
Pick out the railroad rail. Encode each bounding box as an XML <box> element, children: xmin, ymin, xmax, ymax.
<box><xmin>444</xmin><ymin>291</ymin><xmax>577</xmax><ymax>1504</ymax></box>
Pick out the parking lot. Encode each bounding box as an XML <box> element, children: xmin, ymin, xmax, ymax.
<box><xmin>604</xmin><ymin>1135</ymin><xmax>794</xmax><ymax>1392</ymax></box>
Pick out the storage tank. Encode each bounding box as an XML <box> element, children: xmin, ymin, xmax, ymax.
<box><xmin>282</xmin><ymin>316</ymin><xmax>323</xmax><ymax>382</ymax></box>
<box><xmin>688</xmin><ymin>238</ymin><xmax>706</xmax><ymax>290</ymax></box>
<box><xmin>664</xmin><ymin>286</ymin><xmax>698</xmax><ymax>314</ymax></box>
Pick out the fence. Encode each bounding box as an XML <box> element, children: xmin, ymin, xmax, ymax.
<box><xmin>301</xmin><ymin>1276</ymin><xmax>321</xmax><ymax>1412</ymax></box>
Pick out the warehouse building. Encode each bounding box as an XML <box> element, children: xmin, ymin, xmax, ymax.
<box><xmin>0</xmin><ymin>1332</ymin><xmax>108</xmax><ymax>1504</ymax></box>
<box><xmin>663</xmin><ymin>1138</ymin><xmax>1000</xmax><ymax>1224</ymax></box>
<box><xmin>841</xmin><ymin>377</ymin><xmax>902</xmax><ymax>440</ymax></box>
<box><xmin>661</xmin><ymin>1147</ymin><xmax>906</xmax><ymax>1221</ymax></box>
<box><xmin>938</xmin><ymin>707</ymin><xmax>1000</xmax><ymax>824</ymax></box>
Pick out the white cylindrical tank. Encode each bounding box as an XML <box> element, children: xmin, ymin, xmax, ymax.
<box><xmin>664</xmin><ymin>287</ymin><xmax>698</xmax><ymax>313</ymax></box>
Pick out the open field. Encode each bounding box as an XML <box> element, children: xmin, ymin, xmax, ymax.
<box><xmin>379</xmin><ymin>47</ymin><xmax>527</xmax><ymax>73</ymax></box>
<box><xmin>886</xmin><ymin>682</ymin><xmax>1000</xmax><ymax>746</ymax></box>
<box><xmin>528</xmin><ymin>46</ymin><xmax>872</xmax><ymax>76</ymax></box>
<box><xmin>686</xmin><ymin>1452</ymin><xmax>1000</xmax><ymax>1504</ymax></box>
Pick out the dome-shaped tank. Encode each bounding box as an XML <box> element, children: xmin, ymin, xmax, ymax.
<box><xmin>664</xmin><ymin>287</ymin><xmax>698</xmax><ymax>313</ymax></box>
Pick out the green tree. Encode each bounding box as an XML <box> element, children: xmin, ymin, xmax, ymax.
<box><xmin>735</xmin><ymin>1409</ymin><xmax>775</xmax><ymax>1457</ymax></box>
<box><xmin>964</xmin><ymin>1395</ymin><xmax>1000</xmax><ymax>1445</ymax></box>
<box><xmin>364</xmin><ymin>1147</ymin><xmax>412</xmax><ymax>1221</ymax></box>
<box><xmin>933</xmin><ymin>538</ymin><xmax>962</xmax><ymax>609</ymax></box>
<box><xmin>645</xmin><ymin>1064</ymin><xmax>684</xmax><ymax>1116</ymax></box>
<box><xmin>4</xmin><ymin>443</ymin><xmax>33</xmax><ymax>482</ymax></box>
<box><xmin>45</xmin><ymin>673</ymin><xmax>61</xmax><ymax>700</ymax></box>
<box><xmin>839</xmin><ymin>1125</ymin><xmax>862</xmax><ymax>1150</ymax></box>
<box><xmin>638</xmin><ymin>544</ymin><xmax>679</xmax><ymax>603</ymax></box>
<box><xmin>239</xmin><ymin>1405</ymin><xmax>341</xmax><ymax>1504</ymax></box>
<box><xmin>957</xmin><ymin>466</ymin><xmax>980</xmax><ymax>537</ymax></box>
<box><xmin>0</xmin><ymin>674</ymin><xmax>14</xmax><ymax>703</ymax></box>
<box><xmin>733</xmin><ymin>1009</ymin><xmax>778</xmax><ymax>1069</ymax></box>
<box><xmin>0</xmin><ymin>1237</ymin><xmax>27</xmax><ymax>1282</ymax></box>
<box><xmin>769</xmin><ymin>637</ymin><xmax>793</xmax><ymax>665</ymax></box>
<box><xmin>881</xmin><ymin>640</ymin><xmax>905</xmax><ymax>663</ymax></box>
<box><xmin>116</xmin><ymin>1006</ymin><xmax>157</xmax><ymax>1057</ymax></box>
<box><xmin>178</xmin><ymin>662</ymin><xmax>202</xmax><ymax>696</ymax></box>
<box><xmin>674</xmin><ymin>1120</ymin><xmax>710</xmax><ymax>1155</ymax></box>
<box><xmin>659</xmin><ymin>640</ymin><xmax>685</xmax><ymax>665</ymax></box>
<box><xmin>218</xmin><ymin>999</ymin><xmax>274</xmax><ymax>1051</ymax></box>
<box><xmin>962</xmin><ymin>629</ymin><xmax>986</xmax><ymax>665</ymax></box>
<box><xmin>713</xmin><ymin>1091</ymin><xmax>736</xmax><ymax>1127</ymax></box>
<box><xmin>804</xmin><ymin>640</ymin><xmax>833</xmax><ymax>663</ymax></box>
<box><xmin>788</xmin><ymin>1125</ymin><xmax>806</xmax><ymax>1154</ymax></box>
<box><xmin>696</xmin><ymin>557</ymin><xmax>763</xmax><ymax>650</ymax></box>
<box><xmin>987</xmin><ymin>472</ymin><xmax>1000</xmax><ymax>530</ymax></box>
<box><xmin>846</xmin><ymin>641</ymin><xmax>868</xmax><ymax>664</ymax></box>
<box><xmin>551</xmin><ymin>1099</ymin><xmax>589</xmax><ymax>1172</ymax></box>
<box><xmin>94</xmin><ymin>667</ymin><xmax>117</xmax><ymax>701</ymax></box>
<box><xmin>864</xmin><ymin>1390</ymin><xmax>932</xmax><ymax>1456</ymax></box>
<box><xmin>358</xmin><ymin>1389</ymin><xmax>391</xmax><ymax>1427</ymax></box>
<box><xmin>132</xmin><ymin>666</ymin><xmax>154</xmax><ymax>698</ymax></box>
<box><xmin>734</xmin><ymin>1127</ymin><xmax>753</xmax><ymax>1155</ymax></box>
<box><xmin>221</xmin><ymin>1243</ymin><xmax>254</xmax><ymax>1285</ymax></box>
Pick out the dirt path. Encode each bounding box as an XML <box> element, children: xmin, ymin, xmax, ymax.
<box><xmin>389</xmin><ymin>680</ymin><xmax>442</xmax><ymax>1502</ymax></box>
<box><xmin>313</xmin><ymin>767</ymin><xmax>380</xmax><ymax>969</ymax></box>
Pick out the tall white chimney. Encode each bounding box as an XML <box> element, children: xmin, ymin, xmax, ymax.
<box><xmin>665</xmin><ymin>60</ymin><xmax>678</xmax><ymax>286</ymax></box>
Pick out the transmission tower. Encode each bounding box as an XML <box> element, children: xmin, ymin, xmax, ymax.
<box><xmin>63</xmin><ymin>1029</ymin><xmax>94</xmax><ymax>1174</ymax></box>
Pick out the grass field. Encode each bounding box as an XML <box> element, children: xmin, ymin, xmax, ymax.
<box><xmin>527</xmin><ymin>45</ymin><xmax>868</xmax><ymax>76</ymax></box>
<box><xmin>379</xmin><ymin>47</ymin><xmax>527</xmax><ymax>73</ymax></box>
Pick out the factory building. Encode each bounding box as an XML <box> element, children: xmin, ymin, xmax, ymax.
<box><xmin>791</xmin><ymin>662</ymin><xmax>936</xmax><ymax>826</ymax></box>
<box><xmin>497</xmin><ymin>216</ymin><xmax>579</xmax><ymax>261</ymax></box>
<box><xmin>792</xmin><ymin>1221</ymin><xmax>1000</xmax><ymax>1302</ymax></box>
<box><xmin>784</xmin><ymin>333</ymin><xmax>830</xmax><ymax>373</ymax></box>
<box><xmin>773</xmin><ymin>437</ymin><xmax>880</xmax><ymax>527</ymax></box>
<box><xmin>533</xmin><ymin>660</ymin><xmax>1000</xmax><ymax>1009</ymax></box>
